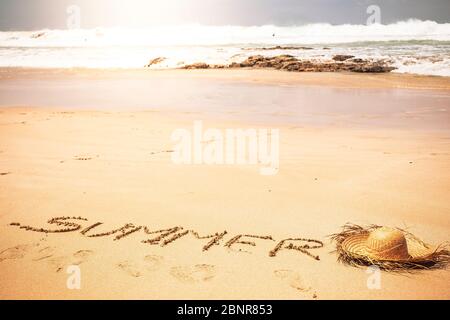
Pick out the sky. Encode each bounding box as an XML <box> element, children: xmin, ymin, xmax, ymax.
<box><xmin>0</xmin><ymin>0</ymin><xmax>449</xmax><ymax>30</ymax></box>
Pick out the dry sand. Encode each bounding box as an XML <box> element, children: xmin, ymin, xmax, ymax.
<box><xmin>0</xmin><ymin>69</ymin><xmax>449</xmax><ymax>299</ymax></box>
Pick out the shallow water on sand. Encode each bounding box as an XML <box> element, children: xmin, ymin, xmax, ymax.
<box><xmin>0</xmin><ymin>70</ymin><xmax>449</xmax><ymax>130</ymax></box>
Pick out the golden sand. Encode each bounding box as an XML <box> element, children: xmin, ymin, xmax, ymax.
<box><xmin>0</xmin><ymin>69</ymin><xmax>449</xmax><ymax>299</ymax></box>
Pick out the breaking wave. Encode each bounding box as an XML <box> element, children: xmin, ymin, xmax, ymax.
<box><xmin>0</xmin><ymin>20</ymin><xmax>449</xmax><ymax>76</ymax></box>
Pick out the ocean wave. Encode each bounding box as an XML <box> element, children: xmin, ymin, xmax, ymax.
<box><xmin>1</xmin><ymin>20</ymin><xmax>450</xmax><ymax>47</ymax></box>
<box><xmin>0</xmin><ymin>20</ymin><xmax>449</xmax><ymax>76</ymax></box>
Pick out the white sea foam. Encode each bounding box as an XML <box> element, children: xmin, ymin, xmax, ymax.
<box><xmin>0</xmin><ymin>20</ymin><xmax>449</xmax><ymax>76</ymax></box>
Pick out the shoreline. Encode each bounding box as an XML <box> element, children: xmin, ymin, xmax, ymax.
<box><xmin>1</xmin><ymin>67</ymin><xmax>449</xmax><ymax>131</ymax></box>
<box><xmin>1</xmin><ymin>67</ymin><xmax>450</xmax><ymax>91</ymax></box>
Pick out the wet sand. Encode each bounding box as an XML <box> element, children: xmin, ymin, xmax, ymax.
<box><xmin>0</xmin><ymin>68</ymin><xmax>449</xmax><ymax>299</ymax></box>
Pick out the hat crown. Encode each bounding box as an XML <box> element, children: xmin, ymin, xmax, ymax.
<box><xmin>367</xmin><ymin>227</ymin><xmax>410</xmax><ymax>260</ymax></box>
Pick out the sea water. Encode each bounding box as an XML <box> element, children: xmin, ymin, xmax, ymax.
<box><xmin>0</xmin><ymin>19</ymin><xmax>449</xmax><ymax>76</ymax></box>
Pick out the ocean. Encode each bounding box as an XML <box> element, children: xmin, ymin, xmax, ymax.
<box><xmin>1</xmin><ymin>19</ymin><xmax>449</xmax><ymax>76</ymax></box>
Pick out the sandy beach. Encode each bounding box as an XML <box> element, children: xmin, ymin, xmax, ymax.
<box><xmin>0</xmin><ymin>68</ymin><xmax>449</xmax><ymax>299</ymax></box>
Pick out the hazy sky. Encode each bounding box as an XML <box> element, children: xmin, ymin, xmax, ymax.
<box><xmin>0</xmin><ymin>0</ymin><xmax>449</xmax><ymax>30</ymax></box>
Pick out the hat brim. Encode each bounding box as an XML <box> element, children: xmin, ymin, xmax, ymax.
<box><xmin>341</xmin><ymin>231</ymin><xmax>436</xmax><ymax>262</ymax></box>
<box><xmin>331</xmin><ymin>224</ymin><xmax>450</xmax><ymax>271</ymax></box>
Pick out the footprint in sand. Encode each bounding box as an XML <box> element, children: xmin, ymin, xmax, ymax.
<box><xmin>116</xmin><ymin>254</ymin><xmax>164</xmax><ymax>278</ymax></box>
<box><xmin>170</xmin><ymin>264</ymin><xmax>216</xmax><ymax>284</ymax></box>
<box><xmin>33</xmin><ymin>246</ymin><xmax>57</xmax><ymax>261</ymax></box>
<box><xmin>116</xmin><ymin>261</ymin><xmax>143</xmax><ymax>278</ymax></box>
<box><xmin>47</xmin><ymin>250</ymin><xmax>94</xmax><ymax>273</ymax></box>
<box><xmin>274</xmin><ymin>269</ymin><xmax>316</xmax><ymax>298</ymax></box>
<box><xmin>0</xmin><ymin>244</ymin><xmax>38</xmax><ymax>262</ymax></box>
<box><xmin>143</xmin><ymin>254</ymin><xmax>164</xmax><ymax>271</ymax></box>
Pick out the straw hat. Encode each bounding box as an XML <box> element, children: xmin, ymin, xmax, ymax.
<box><xmin>341</xmin><ymin>227</ymin><xmax>434</xmax><ymax>262</ymax></box>
<box><xmin>331</xmin><ymin>224</ymin><xmax>450</xmax><ymax>271</ymax></box>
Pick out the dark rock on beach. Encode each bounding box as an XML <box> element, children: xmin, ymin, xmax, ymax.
<box><xmin>332</xmin><ymin>55</ymin><xmax>355</xmax><ymax>61</ymax></box>
<box><xmin>145</xmin><ymin>57</ymin><xmax>166</xmax><ymax>67</ymax></box>
<box><xmin>231</xmin><ymin>55</ymin><xmax>297</xmax><ymax>69</ymax></box>
<box><xmin>230</xmin><ymin>55</ymin><xmax>395</xmax><ymax>73</ymax></box>
<box><xmin>349</xmin><ymin>58</ymin><xmax>366</xmax><ymax>63</ymax></box>
<box><xmin>181</xmin><ymin>62</ymin><xmax>211</xmax><ymax>69</ymax></box>
<box><xmin>176</xmin><ymin>54</ymin><xmax>395</xmax><ymax>73</ymax></box>
<box><xmin>350</xmin><ymin>64</ymin><xmax>396</xmax><ymax>73</ymax></box>
<box><xmin>258</xmin><ymin>46</ymin><xmax>314</xmax><ymax>50</ymax></box>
